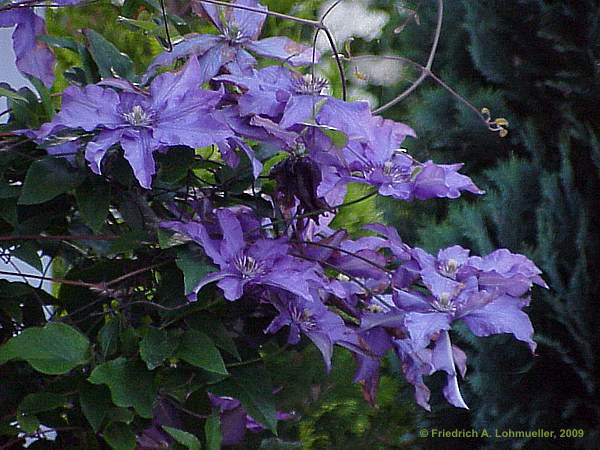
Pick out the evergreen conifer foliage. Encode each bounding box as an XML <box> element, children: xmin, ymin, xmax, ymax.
<box><xmin>406</xmin><ymin>0</ymin><xmax>600</xmax><ymax>442</ymax></box>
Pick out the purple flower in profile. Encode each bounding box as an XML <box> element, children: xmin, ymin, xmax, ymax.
<box><xmin>162</xmin><ymin>208</ymin><xmax>322</xmax><ymax>301</ymax></box>
<box><xmin>465</xmin><ymin>248</ymin><xmax>548</xmax><ymax>295</ymax></box>
<box><xmin>265</xmin><ymin>292</ymin><xmax>359</xmax><ymax>371</ymax></box>
<box><xmin>145</xmin><ymin>0</ymin><xmax>317</xmax><ymax>83</ymax></box>
<box><xmin>394</xmin><ymin>331</ymin><xmax>468</xmax><ymax>410</ymax></box>
<box><xmin>0</xmin><ymin>9</ymin><xmax>53</xmax><ymax>87</ymax></box>
<box><xmin>34</xmin><ymin>57</ymin><xmax>232</xmax><ymax>188</ymax></box>
<box><xmin>408</xmin><ymin>245</ymin><xmax>548</xmax><ymax>296</ymax></box>
<box><xmin>0</xmin><ymin>1</ymin><xmax>82</xmax><ymax>87</ymax></box>
<box><xmin>340</xmin><ymin>116</ymin><xmax>482</xmax><ymax>201</ymax></box>
<box><xmin>353</xmin><ymin>327</ymin><xmax>393</xmax><ymax>404</ymax></box>
<box><xmin>136</xmin><ymin>400</ymin><xmax>182</xmax><ymax>449</ymax></box>
<box><xmin>208</xmin><ymin>394</ymin><xmax>293</xmax><ymax>447</ymax></box>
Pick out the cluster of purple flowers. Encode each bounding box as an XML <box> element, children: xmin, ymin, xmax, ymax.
<box><xmin>13</xmin><ymin>0</ymin><xmax>546</xmax><ymax>441</ymax></box>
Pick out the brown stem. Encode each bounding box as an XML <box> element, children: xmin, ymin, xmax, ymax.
<box><xmin>292</xmin><ymin>239</ymin><xmax>392</xmax><ymax>274</ymax></box>
<box><xmin>372</xmin><ymin>0</ymin><xmax>444</xmax><ymax>114</ymax></box>
<box><xmin>0</xmin><ymin>234</ymin><xmax>120</xmax><ymax>242</ymax></box>
<box><xmin>352</xmin><ymin>55</ymin><xmax>489</xmax><ymax>126</ymax></box>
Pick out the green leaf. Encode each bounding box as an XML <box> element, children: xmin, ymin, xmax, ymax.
<box><xmin>0</xmin><ymin>182</ymin><xmax>20</xmax><ymax>199</ymax></box>
<box><xmin>316</xmin><ymin>124</ymin><xmax>348</xmax><ymax>149</ymax></box>
<box><xmin>29</xmin><ymin>77</ymin><xmax>54</xmax><ymax>120</ymax></box>
<box><xmin>17</xmin><ymin>393</ymin><xmax>65</xmax><ymax>433</ymax></box>
<box><xmin>205</xmin><ymin>412</ymin><xmax>222</xmax><ymax>450</ymax></box>
<box><xmin>103</xmin><ymin>422</ymin><xmax>136</xmax><ymax>450</ymax></box>
<box><xmin>0</xmin><ymin>322</ymin><xmax>90</xmax><ymax>374</ymax></box>
<box><xmin>188</xmin><ymin>315</ymin><xmax>241</xmax><ymax>361</ymax></box>
<box><xmin>12</xmin><ymin>242</ymin><xmax>43</xmax><ymax>272</ymax></box>
<box><xmin>76</xmin><ymin>177</ymin><xmax>110</xmax><ymax>233</ymax></box>
<box><xmin>139</xmin><ymin>327</ymin><xmax>177</xmax><ymax>370</ymax></box>
<box><xmin>80</xmin><ymin>382</ymin><xmax>112</xmax><ymax>432</ymax></box>
<box><xmin>163</xmin><ymin>426</ymin><xmax>201</xmax><ymax>450</ymax></box>
<box><xmin>0</xmin><ymin>86</ymin><xmax>27</xmax><ymax>102</ymax></box>
<box><xmin>157</xmin><ymin>146</ymin><xmax>195</xmax><ymax>184</ymax></box>
<box><xmin>84</xmin><ymin>29</ymin><xmax>135</xmax><ymax>80</ymax></box>
<box><xmin>176</xmin><ymin>248</ymin><xmax>217</xmax><ymax>296</ymax></box>
<box><xmin>18</xmin><ymin>157</ymin><xmax>84</xmax><ymax>205</ymax></box>
<box><xmin>37</xmin><ymin>34</ymin><xmax>80</xmax><ymax>52</ymax></box>
<box><xmin>97</xmin><ymin>319</ymin><xmax>120</xmax><ymax>359</ymax></box>
<box><xmin>176</xmin><ymin>330</ymin><xmax>228</xmax><ymax>375</ymax></box>
<box><xmin>88</xmin><ymin>358</ymin><xmax>156</xmax><ymax>418</ymax></box>
<box><xmin>117</xmin><ymin>16</ymin><xmax>162</xmax><ymax>33</ymax></box>
<box><xmin>107</xmin><ymin>407</ymin><xmax>136</xmax><ymax>425</ymax></box>
<box><xmin>211</xmin><ymin>367</ymin><xmax>277</xmax><ymax>433</ymax></box>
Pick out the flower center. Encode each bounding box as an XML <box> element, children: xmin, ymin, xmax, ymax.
<box><xmin>122</xmin><ymin>105</ymin><xmax>154</xmax><ymax>127</ymax></box>
<box><xmin>233</xmin><ymin>254</ymin><xmax>264</xmax><ymax>278</ymax></box>
<box><xmin>289</xmin><ymin>305</ymin><xmax>317</xmax><ymax>331</ymax></box>
<box><xmin>293</xmin><ymin>75</ymin><xmax>329</xmax><ymax>95</ymax></box>
<box><xmin>361</xmin><ymin>160</ymin><xmax>412</xmax><ymax>184</ymax></box>
<box><xmin>438</xmin><ymin>258</ymin><xmax>459</xmax><ymax>278</ymax></box>
<box><xmin>222</xmin><ymin>25</ymin><xmax>245</xmax><ymax>44</ymax></box>
<box><xmin>432</xmin><ymin>292</ymin><xmax>457</xmax><ymax>313</ymax></box>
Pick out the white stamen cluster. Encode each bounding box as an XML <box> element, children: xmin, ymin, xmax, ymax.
<box><xmin>289</xmin><ymin>305</ymin><xmax>317</xmax><ymax>331</ymax></box>
<box><xmin>233</xmin><ymin>254</ymin><xmax>264</xmax><ymax>278</ymax></box>
<box><xmin>293</xmin><ymin>75</ymin><xmax>329</xmax><ymax>95</ymax></box>
<box><xmin>122</xmin><ymin>105</ymin><xmax>154</xmax><ymax>127</ymax></box>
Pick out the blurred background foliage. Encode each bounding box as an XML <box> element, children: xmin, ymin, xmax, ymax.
<box><xmin>46</xmin><ymin>0</ymin><xmax>600</xmax><ymax>448</ymax></box>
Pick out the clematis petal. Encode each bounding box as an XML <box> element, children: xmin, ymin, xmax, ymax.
<box><xmin>230</xmin><ymin>0</ymin><xmax>267</xmax><ymax>41</ymax></box>
<box><xmin>85</xmin><ymin>129</ymin><xmax>123</xmax><ymax>175</ymax></box>
<box><xmin>161</xmin><ymin>220</ymin><xmax>226</xmax><ymax>267</ymax></box>
<box><xmin>432</xmin><ymin>331</ymin><xmax>469</xmax><ymax>409</ymax></box>
<box><xmin>217</xmin><ymin>276</ymin><xmax>246</xmax><ymax>301</ymax></box>
<box><xmin>279</xmin><ymin>94</ymin><xmax>321</xmax><ymax>129</ymax></box>
<box><xmin>404</xmin><ymin>311</ymin><xmax>452</xmax><ymax>349</ymax></box>
<box><xmin>120</xmin><ymin>129</ymin><xmax>158</xmax><ymax>189</ymax></box>
<box><xmin>7</xmin><ymin>9</ymin><xmax>55</xmax><ymax>87</ymax></box>
<box><xmin>461</xmin><ymin>294</ymin><xmax>537</xmax><ymax>353</ymax></box>
<box><xmin>144</xmin><ymin>34</ymin><xmax>225</xmax><ymax>83</ymax></box>
<box><xmin>186</xmin><ymin>271</ymin><xmax>227</xmax><ymax>301</ymax></box>
<box><xmin>37</xmin><ymin>85</ymin><xmax>122</xmax><ymax>138</ymax></box>
<box><xmin>193</xmin><ymin>1</ymin><xmax>226</xmax><ymax>32</ymax></box>
<box><xmin>246</xmin><ymin>36</ymin><xmax>317</xmax><ymax>66</ymax></box>
<box><xmin>150</xmin><ymin>56</ymin><xmax>213</xmax><ymax>107</ymax></box>
<box><xmin>216</xmin><ymin>209</ymin><xmax>245</xmax><ymax>258</ymax></box>
<box><xmin>306</xmin><ymin>331</ymin><xmax>334</xmax><ymax>372</ymax></box>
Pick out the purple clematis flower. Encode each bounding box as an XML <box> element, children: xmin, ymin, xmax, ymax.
<box><xmin>393</xmin><ymin>269</ymin><xmax>538</xmax><ymax>353</ymax></box>
<box><xmin>144</xmin><ymin>0</ymin><xmax>317</xmax><ymax>83</ymax></box>
<box><xmin>162</xmin><ymin>208</ymin><xmax>322</xmax><ymax>301</ymax></box>
<box><xmin>34</xmin><ymin>57</ymin><xmax>232</xmax><ymax>188</ymax></box>
<box><xmin>340</xmin><ymin>116</ymin><xmax>482</xmax><ymax>200</ymax></box>
<box><xmin>265</xmin><ymin>292</ymin><xmax>359</xmax><ymax>371</ymax></box>
<box><xmin>217</xmin><ymin>66</ymin><xmax>375</xmax><ymax>142</ymax></box>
